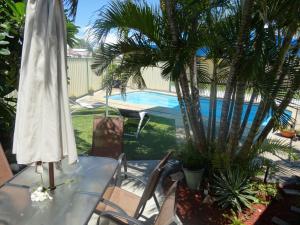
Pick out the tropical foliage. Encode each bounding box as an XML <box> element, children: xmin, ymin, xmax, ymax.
<box><xmin>213</xmin><ymin>169</ymin><xmax>258</xmax><ymax>212</ymax></box>
<box><xmin>223</xmin><ymin>210</ymin><xmax>246</xmax><ymax>225</ymax></box>
<box><xmin>0</xmin><ymin>0</ymin><xmax>25</xmax><ymax>140</ymax></box>
<box><xmin>0</xmin><ymin>0</ymin><xmax>79</xmax><ymax>147</ymax></box>
<box><xmin>66</xmin><ymin>16</ymin><xmax>80</xmax><ymax>48</ymax></box>
<box><xmin>178</xmin><ymin>140</ymin><xmax>206</xmax><ymax>170</ymax></box>
<box><xmin>89</xmin><ymin>1</ymin><xmax>300</xmax><ymax>213</ymax></box>
<box><xmin>251</xmin><ymin>182</ymin><xmax>278</xmax><ymax>203</ymax></box>
<box><xmin>90</xmin><ymin>0</ymin><xmax>299</xmax><ymax>169</ymax></box>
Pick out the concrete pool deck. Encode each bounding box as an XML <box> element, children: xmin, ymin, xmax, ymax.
<box><xmin>74</xmin><ymin>88</ymin><xmax>300</xmax><ymax>183</ymax></box>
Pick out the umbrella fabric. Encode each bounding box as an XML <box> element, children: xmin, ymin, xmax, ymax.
<box><xmin>13</xmin><ymin>0</ymin><xmax>78</xmax><ymax>164</ymax></box>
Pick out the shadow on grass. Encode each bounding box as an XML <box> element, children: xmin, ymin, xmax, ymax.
<box><xmin>72</xmin><ymin>107</ymin><xmax>177</xmax><ymax>160</ymax></box>
<box><xmin>72</xmin><ymin>107</ymin><xmax>119</xmax><ymax>116</ymax></box>
<box><xmin>123</xmin><ymin>116</ymin><xmax>177</xmax><ymax>160</ymax></box>
<box><xmin>73</xmin><ymin>129</ymin><xmax>91</xmax><ymax>155</ymax></box>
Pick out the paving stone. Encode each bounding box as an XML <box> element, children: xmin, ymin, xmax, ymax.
<box><xmin>290</xmin><ymin>206</ymin><xmax>300</xmax><ymax>214</ymax></box>
<box><xmin>282</xmin><ymin>189</ymin><xmax>300</xmax><ymax>196</ymax></box>
<box><xmin>272</xmin><ymin>217</ymin><xmax>291</xmax><ymax>225</ymax></box>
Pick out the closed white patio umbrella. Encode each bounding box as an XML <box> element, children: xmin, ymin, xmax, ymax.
<box><xmin>13</xmin><ymin>0</ymin><xmax>78</xmax><ymax>188</ymax></box>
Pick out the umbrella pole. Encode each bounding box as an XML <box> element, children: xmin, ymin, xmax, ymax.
<box><xmin>49</xmin><ymin>162</ymin><xmax>56</xmax><ymax>190</ymax></box>
<box><xmin>105</xmin><ymin>88</ymin><xmax>109</xmax><ymax>117</ymax></box>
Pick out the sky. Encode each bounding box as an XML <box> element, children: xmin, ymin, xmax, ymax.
<box><xmin>75</xmin><ymin>0</ymin><xmax>160</xmax><ymax>39</ymax></box>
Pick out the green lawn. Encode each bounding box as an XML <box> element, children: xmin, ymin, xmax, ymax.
<box><xmin>72</xmin><ymin>107</ymin><xmax>177</xmax><ymax>160</ymax></box>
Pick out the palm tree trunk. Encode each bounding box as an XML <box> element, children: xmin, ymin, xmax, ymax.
<box><xmin>179</xmin><ymin>72</ymin><xmax>207</xmax><ymax>151</ymax></box>
<box><xmin>241</xmin><ymin>97</ymin><xmax>270</xmax><ymax>150</ymax></box>
<box><xmin>239</xmin><ymin>89</ymin><xmax>257</xmax><ymax>139</ymax></box>
<box><xmin>227</xmin><ymin>83</ymin><xmax>236</xmax><ymax>131</ymax></box>
<box><xmin>217</xmin><ymin>0</ymin><xmax>254</xmax><ymax>150</ymax></box>
<box><xmin>174</xmin><ymin>80</ymin><xmax>191</xmax><ymax>140</ymax></box>
<box><xmin>208</xmin><ymin>62</ymin><xmax>217</xmax><ymax>141</ymax></box>
<box><xmin>190</xmin><ymin>56</ymin><xmax>200</xmax><ymax>117</ymax></box>
<box><xmin>217</xmin><ymin>73</ymin><xmax>234</xmax><ymax>148</ymax></box>
<box><xmin>211</xmin><ymin>81</ymin><xmax>218</xmax><ymax>141</ymax></box>
<box><xmin>254</xmin><ymin>89</ymin><xmax>295</xmax><ymax>151</ymax></box>
<box><xmin>241</xmin><ymin>26</ymin><xmax>297</xmax><ymax>153</ymax></box>
<box><xmin>164</xmin><ymin>0</ymin><xmax>178</xmax><ymax>46</ymax></box>
<box><xmin>228</xmin><ymin>81</ymin><xmax>246</xmax><ymax>154</ymax></box>
<box><xmin>271</xmin><ymin>26</ymin><xmax>297</xmax><ymax>93</ymax></box>
<box><xmin>165</xmin><ymin>0</ymin><xmax>207</xmax><ymax>151</ymax></box>
<box><xmin>190</xmin><ymin>55</ymin><xmax>207</xmax><ymax>142</ymax></box>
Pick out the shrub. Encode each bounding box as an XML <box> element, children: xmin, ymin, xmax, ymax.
<box><xmin>213</xmin><ymin>168</ymin><xmax>258</xmax><ymax>212</ymax></box>
<box><xmin>178</xmin><ymin>141</ymin><xmax>205</xmax><ymax>170</ymax></box>
<box><xmin>251</xmin><ymin>182</ymin><xmax>278</xmax><ymax>203</ymax></box>
<box><xmin>223</xmin><ymin>210</ymin><xmax>246</xmax><ymax>225</ymax></box>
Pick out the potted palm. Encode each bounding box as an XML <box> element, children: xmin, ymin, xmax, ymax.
<box><xmin>179</xmin><ymin>141</ymin><xmax>205</xmax><ymax>190</ymax></box>
<box><xmin>280</xmin><ymin>125</ymin><xmax>296</xmax><ymax>138</ymax></box>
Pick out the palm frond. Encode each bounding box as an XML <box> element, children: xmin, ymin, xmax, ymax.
<box><xmin>92</xmin><ymin>33</ymin><xmax>161</xmax><ymax>71</ymax></box>
<box><xmin>66</xmin><ymin>20</ymin><xmax>79</xmax><ymax>47</ymax></box>
<box><xmin>90</xmin><ymin>0</ymin><xmax>163</xmax><ymax>46</ymax></box>
<box><xmin>257</xmin><ymin>138</ymin><xmax>296</xmax><ymax>157</ymax></box>
<box><xmin>64</xmin><ymin>0</ymin><xmax>78</xmax><ymax>19</ymax></box>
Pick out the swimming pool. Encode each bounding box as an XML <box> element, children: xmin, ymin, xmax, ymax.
<box><xmin>109</xmin><ymin>91</ymin><xmax>291</xmax><ymax>125</ymax></box>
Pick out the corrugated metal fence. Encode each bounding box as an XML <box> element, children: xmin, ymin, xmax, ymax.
<box><xmin>5</xmin><ymin>57</ymin><xmax>300</xmax><ymax>108</ymax></box>
<box><xmin>67</xmin><ymin>58</ymin><xmax>103</xmax><ymax>97</ymax></box>
<box><xmin>67</xmin><ymin>58</ymin><xmax>171</xmax><ymax>97</ymax></box>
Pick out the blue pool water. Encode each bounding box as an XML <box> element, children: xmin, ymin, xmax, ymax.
<box><xmin>109</xmin><ymin>91</ymin><xmax>291</xmax><ymax>125</ymax></box>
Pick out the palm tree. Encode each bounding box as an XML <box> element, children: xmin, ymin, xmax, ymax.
<box><xmin>90</xmin><ymin>0</ymin><xmax>209</xmax><ymax>148</ymax></box>
<box><xmin>64</xmin><ymin>0</ymin><xmax>78</xmax><ymax>18</ymax></box>
<box><xmin>90</xmin><ymin>0</ymin><xmax>300</xmax><ymax>168</ymax></box>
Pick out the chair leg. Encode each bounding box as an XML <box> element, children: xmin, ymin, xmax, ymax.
<box><xmin>174</xmin><ymin>215</ymin><xmax>183</xmax><ymax>225</ymax></box>
<box><xmin>97</xmin><ymin>215</ymin><xmax>101</xmax><ymax>225</ymax></box>
<box><xmin>153</xmin><ymin>194</ymin><xmax>160</xmax><ymax>210</ymax></box>
<box><xmin>137</xmin><ymin>204</ymin><xmax>146</xmax><ymax>219</ymax></box>
<box><xmin>123</xmin><ymin>155</ymin><xmax>128</xmax><ymax>179</ymax></box>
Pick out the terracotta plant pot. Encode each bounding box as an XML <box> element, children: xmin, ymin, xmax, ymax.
<box><xmin>280</xmin><ymin>130</ymin><xmax>296</xmax><ymax>138</ymax></box>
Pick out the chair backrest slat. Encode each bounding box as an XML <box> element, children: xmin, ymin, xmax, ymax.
<box><xmin>134</xmin><ymin>151</ymin><xmax>172</xmax><ymax>217</ymax></box>
<box><xmin>0</xmin><ymin>144</ymin><xmax>13</xmax><ymax>186</ymax></box>
<box><xmin>154</xmin><ymin>182</ymin><xmax>178</xmax><ymax>225</ymax></box>
<box><xmin>90</xmin><ymin>116</ymin><xmax>124</xmax><ymax>159</ymax></box>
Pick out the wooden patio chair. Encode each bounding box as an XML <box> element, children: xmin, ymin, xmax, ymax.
<box><xmin>90</xmin><ymin>116</ymin><xmax>124</xmax><ymax>159</ymax></box>
<box><xmin>97</xmin><ymin>181</ymin><xmax>181</xmax><ymax>225</ymax></box>
<box><xmin>0</xmin><ymin>143</ymin><xmax>13</xmax><ymax>186</ymax></box>
<box><xmin>95</xmin><ymin>151</ymin><xmax>173</xmax><ymax>220</ymax></box>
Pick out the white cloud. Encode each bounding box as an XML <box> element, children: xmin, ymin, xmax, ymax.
<box><xmin>105</xmin><ymin>33</ymin><xmax>118</xmax><ymax>44</ymax></box>
<box><xmin>76</xmin><ymin>25</ymin><xmax>118</xmax><ymax>44</ymax></box>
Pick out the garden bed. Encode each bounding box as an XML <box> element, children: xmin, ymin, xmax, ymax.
<box><xmin>163</xmin><ymin>179</ymin><xmax>300</xmax><ymax>225</ymax></box>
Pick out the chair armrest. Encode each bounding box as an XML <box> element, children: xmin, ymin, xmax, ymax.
<box><xmin>100</xmin><ymin>211</ymin><xmax>144</xmax><ymax>225</ymax></box>
<box><xmin>95</xmin><ymin>198</ymin><xmax>128</xmax><ymax>216</ymax></box>
<box><xmin>120</xmin><ymin>172</ymin><xmax>147</xmax><ymax>185</ymax></box>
